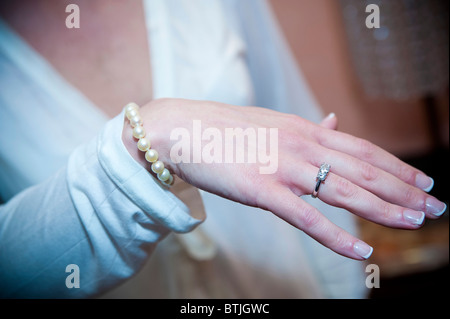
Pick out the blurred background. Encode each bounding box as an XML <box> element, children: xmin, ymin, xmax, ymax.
<box><xmin>271</xmin><ymin>0</ymin><xmax>448</xmax><ymax>298</ymax></box>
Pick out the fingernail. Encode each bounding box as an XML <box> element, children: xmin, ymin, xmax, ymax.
<box><xmin>403</xmin><ymin>210</ymin><xmax>425</xmax><ymax>225</ymax></box>
<box><xmin>426</xmin><ymin>197</ymin><xmax>447</xmax><ymax>217</ymax></box>
<box><xmin>325</xmin><ymin>112</ymin><xmax>336</xmax><ymax>120</ymax></box>
<box><xmin>415</xmin><ymin>174</ymin><xmax>434</xmax><ymax>192</ymax></box>
<box><xmin>353</xmin><ymin>241</ymin><xmax>373</xmax><ymax>259</ymax></box>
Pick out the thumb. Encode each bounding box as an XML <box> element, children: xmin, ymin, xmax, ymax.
<box><xmin>320</xmin><ymin>113</ymin><xmax>338</xmax><ymax>130</ymax></box>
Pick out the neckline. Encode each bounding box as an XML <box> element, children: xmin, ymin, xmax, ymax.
<box><xmin>0</xmin><ymin>16</ymin><xmax>111</xmax><ymax>124</ymax></box>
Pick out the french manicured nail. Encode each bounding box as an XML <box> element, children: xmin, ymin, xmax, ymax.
<box><xmin>325</xmin><ymin>112</ymin><xmax>336</xmax><ymax>120</ymax></box>
<box><xmin>426</xmin><ymin>197</ymin><xmax>447</xmax><ymax>217</ymax></box>
<box><xmin>353</xmin><ymin>241</ymin><xmax>373</xmax><ymax>259</ymax></box>
<box><xmin>415</xmin><ymin>174</ymin><xmax>434</xmax><ymax>192</ymax></box>
<box><xmin>403</xmin><ymin>210</ymin><xmax>425</xmax><ymax>226</ymax></box>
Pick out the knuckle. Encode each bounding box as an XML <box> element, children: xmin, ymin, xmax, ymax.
<box><xmin>403</xmin><ymin>185</ymin><xmax>417</xmax><ymax>204</ymax></box>
<box><xmin>335</xmin><ymin>178</ymin><xmax>357</xmax><ymax>201</ymax></box>
<box><xmin>282</xmin><ymin>114</ymin><xmax>303</xmax><ymax>134</ymax></box>
<box><xmin>418</xmin><ymin>195</ymin><xmax>427</xmax><ymax>212</ymax></box>
<box><xmin>312</xmin><ymin>126</ymin><xmax>327</xmax><ymax>146</ymax></box>
<box><xmin>358</xmin><ymin>138</ymin><xmax>376</xmax><ymax>161</ymax></box>
<box><xmin>360</xmin><ymin>162</ymin><xmax>379</xmax><ymax>183</ymax></box>
<box><xmin>398</xmin><ymin>165</ymin><xmax>416</xmax><ymax>185</ymax></box>
<box><xmin>287</xmin><ymin>113</ymin><xmax>306</xmax><ymax>128</ymax></box>
<box><xmin>379</xmin><ymin>202</ymin><xmax>392</xmax><ymax>222</ymax></box>
<box><xmin>405</xmin><ymin>189</ymin><xmax>426</xmax><ymax>212</ymax></box>
<box><xmin>278</xmin><ymin>128</ymin><xmax>299</xmax><ymax>149</ymax></box>
<box><xmin>298</xmin><ymin>206</ymin><xmax>321</xmax><ymax>230</ymax></box>
<box><xmin>334</xmin><ymin>231</ymin><xmax>349</xmax><ymax>251</ymax></box>
<box><xmin>279</xmin><ymin>126</ymin><xmax>310</xmax><ymax>152</ymax></box>
<box><xmin>249</xmin><ymin>176</ymin><xmax>273</xmax><ymax>207</ymax></box>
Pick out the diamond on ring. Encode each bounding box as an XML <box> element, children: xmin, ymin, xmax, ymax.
<box><xmin>312</xmin><ymin>163</ymin><xmax>331</xmax><ymax>198</ymax></box>
<box><xmin>317</xmin><ymin>163</ymin><xmax>331</xmax><ymax>181</ymax></box>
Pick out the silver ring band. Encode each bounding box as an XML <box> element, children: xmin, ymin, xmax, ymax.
<box><xmin>312</xmin><ymin>163</ymin><xmax>331</xmax><ymax>198</ymax></box>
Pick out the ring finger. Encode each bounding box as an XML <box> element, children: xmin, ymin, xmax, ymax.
<box><xmin>290</xmin><ymin>163</ymin><xmax>426</xmax><ymax>229</ymax></box>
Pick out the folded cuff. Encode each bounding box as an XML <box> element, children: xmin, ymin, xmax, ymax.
<box><xmin>97</xmin><ymin>110</ymin><xmax>204</xmax><ymax>233</ymax></box>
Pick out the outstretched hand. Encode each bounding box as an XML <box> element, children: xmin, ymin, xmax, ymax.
<box><xmin>123</xmin><ymin>99</ymin><xmax>447</xmax><ymax>260</ymax></box>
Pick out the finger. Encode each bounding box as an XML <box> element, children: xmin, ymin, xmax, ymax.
<box><xmin>319</xmin><ymin>113</ymin><xmax>338</xmax><ymax>130</ymax></box>
<box><xmin>310</xmin><ymin>147</ymin><xmax>447</xmax><ymax>219</ymax></box>
<box><xmin>258</xmin><ymin>184</ymin><xmax>373</xmax><ymax>260</ymax></box>
<box><xmin>289</xmin><ymin>163</ymin><xmax>426</xmax><ymax>229</ymax></box>
<box><xmin>314</xmin><ymin>129</ymin><xmax>435</xmax><ymax>192</ymax></box>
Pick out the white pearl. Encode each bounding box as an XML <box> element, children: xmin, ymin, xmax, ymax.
<box><xmin>126</xmin><ymin>108</ymin><xmax>139</xmax><ymax>120</ymax></box>
<box><xmin>129</xmin><ymin>114</ymin><xmax>142</xmax><ymax>127</ymax></box>
<box><xmin>145</xmin><ymin>149</ymin><xmax>158</xmax><ymax>163</ymax></box>
<box><xmin>133</xmin><ymin>125</ymin><xmax>146</xmax><ymax>139</ymax></box>
<box><xmin>123</xmin><ymin>106</ymin><xmax>171</xmax><ymax>187</ymax></box>
<box><xmin>124</xmin><ymin>102</ymin><xmax>139</xmax><ymax>114</ymax></box>
<box><xmin>157</xmin><ymin>168</ymin><xmax>171</xmax><ymax>182</ymax></box>
<box><xmin>137</xmin><ymin>138</ymin><xmax>151</xmax><ymax>152</ymax></box>
<box><xmin>124</xmin><ymin>102</ymin><xmax>139</xmax><ymax>117</ymax></box>
<box><xmin>151</xmin><ymin>161</ymin><xmax>165</xmax><ymax>174</ymax></box>
<box><xmin>162</xmin><ymin>174</ymin><xmax>174</xmax><ymax>186</ymax></box>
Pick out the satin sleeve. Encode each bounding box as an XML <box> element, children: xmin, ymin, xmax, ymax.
<box><xmin>0</xmin><ymin>111</ymin><xmax>204</xmax><ymax>298</ymax></box>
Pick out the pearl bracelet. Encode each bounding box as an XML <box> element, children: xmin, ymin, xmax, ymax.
<box><xmin>124</xmin><ymin>102</ymin><xmax>174</xmax><ymax>186</ymax></box>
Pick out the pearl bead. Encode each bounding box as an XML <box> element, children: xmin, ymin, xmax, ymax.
<box><xmin>124</xmin><ymin>102</ymin><xmax>139</xmax><ymax>114</ymax></box>
<box><xmin>145</xmin><ymin>149</ymin><xmax>158</xmax><ymax>163</ymax></box>
<box><xmin>133</xmin><ymin>125</ymin><xmax>146</xmax><ymax>139</ymax></box>
<box><xmin>124</xmin><ymin>101</ymin><xmax>172</xmax><ymax>187</ymax></box>
<box><xmin>129</xmin><ymin>114</ymin><xmax>142</xmax><ymax>127</ymax></box>
<box><xmin>151</xmin><ymin>161</ymin><xmax>165</xmax><ymax>174</ymax></box>
<box><xmin>126</xmin><ymin>108</ymin><xmax>139</xmax><ymax>120</ymax></box>
<box><xmin>157</xmin><ymin>168</ymin><xmax>171</xmax><ymax>182</ymax></box>
<box><xmin>137</xmin><ymin>138</ymin><xmax>151</xmax><ymax>152</ymax></box>
<box><xmin>162</xmin><ymin>174</ymin><xmax>174</xmax><ymax>186</ymax></box>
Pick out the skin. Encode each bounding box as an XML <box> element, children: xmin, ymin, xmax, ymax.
<box><xmin>0</xmin><ymin>1</ymin><xmax>446</xmax><ymax>260</ymax></box>
<box><xmin>122</xmin><ymin>98</ymin><xmax>444</xmax><ymax>260</ymax></box>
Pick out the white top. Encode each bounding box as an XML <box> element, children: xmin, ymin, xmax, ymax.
<box><xmin>0</xmin><ymin>0</ymin><xmax>366</xmax><ymax>298</ymax></box>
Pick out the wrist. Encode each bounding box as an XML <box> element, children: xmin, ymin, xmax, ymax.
<box><xmin>121</xmin><ymin>101</ymin><xmax>175</xmax><ymax>186</ymax></box>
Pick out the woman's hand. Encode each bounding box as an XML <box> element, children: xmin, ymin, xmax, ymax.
<box><xmin>123</xmin><ymin>98</ymin><xmax>447</xmax><ymax>260</ymax></box>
